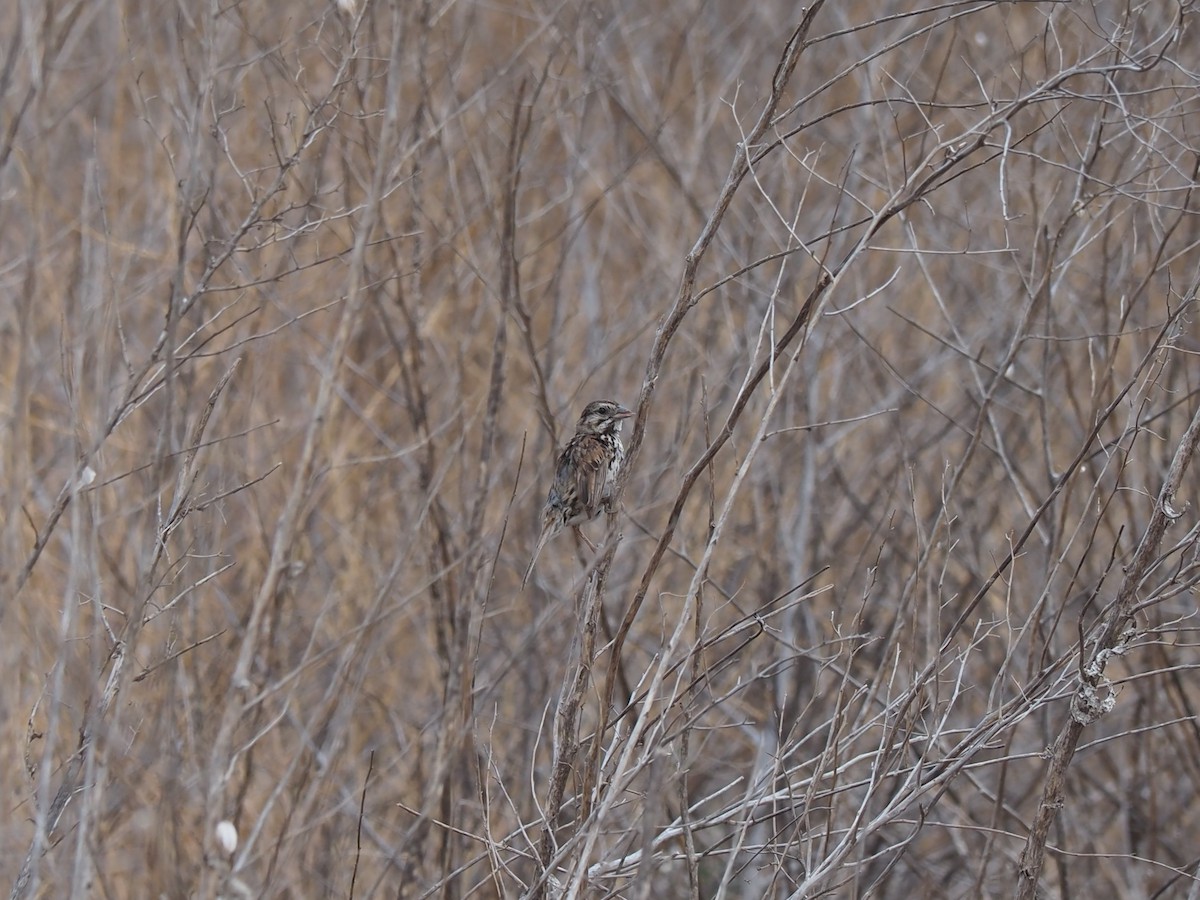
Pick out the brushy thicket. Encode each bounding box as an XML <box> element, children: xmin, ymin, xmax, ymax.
<box><xmin>4</xmin><ymin>1</ymin><xmax>1200</xmax><ymax>897</ymax></box>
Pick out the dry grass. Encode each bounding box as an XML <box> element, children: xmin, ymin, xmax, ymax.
<box><xmin>3</xmin><ymin>1</ymin><xmax>1200</xmax><ymax>897</ymax></box>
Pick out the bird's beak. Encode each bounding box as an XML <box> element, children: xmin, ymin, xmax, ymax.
<box><xmin>616</xmin><ymin>405</ymin><xmax>634</xmax><ymax>419</ymax></box>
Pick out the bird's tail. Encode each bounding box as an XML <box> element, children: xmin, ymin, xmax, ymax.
<box><xmin>522</xmin><ymin>527</ymin><xmax>553</xmax><ymax>589</ymax></box>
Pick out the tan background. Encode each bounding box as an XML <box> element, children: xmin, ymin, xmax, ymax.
<box><xmin>2</xmin><ymin>1</ymin><xmax>1199</xmax><ymax>897</ymax></box>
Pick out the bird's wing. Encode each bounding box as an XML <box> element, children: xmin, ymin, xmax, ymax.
<box><xmin>563</xmin><ymin>434</ymin><xmax>608</xmax><ymax>516</ymax></box>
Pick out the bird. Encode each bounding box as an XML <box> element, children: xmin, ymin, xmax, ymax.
<box><xmin>523</xmin><ymin>399</ymin><xmax>634</xmax><ymax>587</ymax></box>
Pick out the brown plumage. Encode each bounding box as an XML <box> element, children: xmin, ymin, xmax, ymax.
<box><xmin>522</xmin><ymin>400</ymin><xmax>633</xmax><ymax>587</ymax></box>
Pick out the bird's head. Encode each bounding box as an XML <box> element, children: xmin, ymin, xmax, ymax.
<box><xmin>575</xmin><ymin>400</ymin><xmax>634</xmax><ymax>436</ymax></box>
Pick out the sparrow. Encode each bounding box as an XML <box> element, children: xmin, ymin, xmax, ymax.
<box><xmin>523</xmin><ymin>400</ymin><xmax>633</xmax><ymax>586</ymax></box>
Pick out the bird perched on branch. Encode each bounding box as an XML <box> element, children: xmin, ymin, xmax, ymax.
<box><xmin>523</xmin><ymin>399</ymin><xmax>633</xmax><ymax>587</ymax></box>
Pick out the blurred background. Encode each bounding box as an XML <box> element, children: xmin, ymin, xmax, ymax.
<box><xmin>3</xmin><ymin>0</ymin><xmax>1199</xmax><ymax>896</ymax></box>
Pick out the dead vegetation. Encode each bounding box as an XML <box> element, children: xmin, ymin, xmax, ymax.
<box><xmin>3</xmin><ymin>1</ymin><xmax>1200</xmax><ymax>897</ymax></box>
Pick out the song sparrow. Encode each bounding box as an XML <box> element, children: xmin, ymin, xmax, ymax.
<box><xmin>522</xmin><ymin>399</ymin><xmax>634</xmax><ymax>586</ymax></box>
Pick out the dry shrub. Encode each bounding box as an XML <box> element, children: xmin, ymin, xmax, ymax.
<box><xmin>3</xmin><ymin>1</ymin><xmax>1199</xmax><ymax>897</ymax></box>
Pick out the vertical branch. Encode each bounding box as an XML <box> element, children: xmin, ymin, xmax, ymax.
<box><xmin>197</xmin><ymin>13</ymin><xmax>401</xmax><ymax>894</ymax></box>
<box><xmin>530</xmin><ymin>569</ymin><xmax>607</xmax><ymax>899</ymax></box>
<box><xmin>590</xmin><ymin>0</ymin><xmax>827</xmax><ymax>788</ymax></box>
<box><xmin>1016</xmin><ymin>346</ymin><xmax>1200</xmax><ymax>899</ymax></box>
